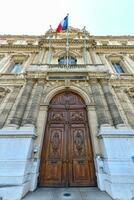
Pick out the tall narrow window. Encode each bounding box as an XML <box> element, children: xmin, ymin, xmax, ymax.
<box><xmin>11</xmin><ymin>63</ymin><xmax>22</xmax><ymax>74</ymax></box>
<box><xmin>113</xmin><ymin>63</ymin><xmax>124</xmax><ymax>74</ymax></box>
<box><xmin>58</xmin><ymin>56</ymin><xmax>77</xmax><ymax>65</ymax></box>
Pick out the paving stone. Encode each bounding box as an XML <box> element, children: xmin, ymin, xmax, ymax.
<box><xmin>23</xmin><ymin>187</ymin><xmax>113</xmax><ymax>200</ymax></box>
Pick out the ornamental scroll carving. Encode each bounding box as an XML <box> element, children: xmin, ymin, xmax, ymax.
<box><xmin>50</xmin><ymin>131</ymin><xmax>61</xmax><ymax>158</ymax></box>
<box><xmin>126</xmin><ymin>88</ymin><xmax>134</xmax><ymax>98</ymax></box>
<box><xmin>74</xmin><ymin>130</ymin><xmax>85</xmax><ymax>156</ymax></box>
<box><xmin>51</xmin><ymin>112</ymin><xmax>64</xmax><ymax>121</ymax></box>
<box><xmin>71</xmin><ymin>112</ymin><xmax>84</xmax><ymax>121</ymax></box>
<box><xmin>0</xmin><ymin>87</ymin><xmax>10</xmax><ymax>98</ymax></box>
<box><xmin>0</xmin><ymin>87</ymin><xmax>10</xmax><ymax>104</ymax></box>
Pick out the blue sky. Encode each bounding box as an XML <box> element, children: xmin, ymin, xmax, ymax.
<box><xmin>0</xmin><ymin>0</ymin><xmax>133</xmax><ymax>35</ymax></box>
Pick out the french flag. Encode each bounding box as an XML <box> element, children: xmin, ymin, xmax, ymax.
<box><xmin>56</xmin><ymin>15</ymin><xmax>68</xmax><ymax>33</ymax></box>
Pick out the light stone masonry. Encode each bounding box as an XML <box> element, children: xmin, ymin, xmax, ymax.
<box><xmin>0</xmin><ymin>27</ymin><xmax>134</xmax><ymax>200</ymax></box>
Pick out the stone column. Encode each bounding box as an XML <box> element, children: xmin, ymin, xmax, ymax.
<box><xmin>32</xmin><ymin>53</ymin><xmax>39</xmax><ymax>64</ymax></box>
<box><xmin>38</xmin><ymin>50</ymin><xmax>45</xmax><ymax>64</ymax></box>
<box><xmin>126</xmin><ymin>89</ymin><xmax>134</xmax><ymax>107</ymax></box>
<box><xmin>96</xmin><ymin>53</ymin><xmax>102</xmax><ymax>64</ymax></box>
<box><xmin>122</xmin><ymin>56</ymin><xmax>133</xmax><ymax>73</ymax></box>
<box><xmin>0</xmin><ymin>87</ymin><xmax>20</xmax><ymax>128</ymax></box>
<box><xmin>90</xmin><ymin>80</ymin><xmax>110</xmax><ymax>126</ymax></box>
<box><xmin>10</xmin><ymin>80</ymin><xmax>34</xmax><ymax>126</ymax></box>
<box><xmin>100</xmin><ymin>80</ymin><xmax>124</xmax><ymax>126</ymax></box>
<box><xmin>124</xmin><ymin>55</ymin><xmax>134</xmax><ymax>71</ymax></box>
<box><xmin>23</xmin><ymin>79</ymin><xmax>44</xmax><ymax>126</ymax></box>
<box><xmin>87</xmin><ymin>51</ymin><xmax>93</xmax><ymax>64</ymax></box>
<box><xmin>99</xmin><ymin>54</ymin><xmax>114</xmax><ymax>73</ymax></box>
<box><xmin>36</xmin><ymin>105</ymin><xmax>48</xmax><ymax>151</ymax></box>
<box><xmin>31</xmin><ymin>105</ymin><xmax>48</xmax><ymax>191</ymax></box>
<box><xmin>86</xmin><ymin>105</ymin><xmax>100</xmax><ymax>154</ymax></box>
<box><xmin>90</xmin><ymin>51</ymin><xmax>102</xmax><ymax>64</ymax></box>
<box><xmin>22</xmin><ymin>54</ymin><xmax>35</xmax><ymax>72</ymax></box>
<box><xmin>116</xmin><ymin>90</ymin><xmax>134</xmax><ymax>128</ymax></box>
<box><xmin>0</xmin><ymin>54</ymin><xmax>11</xmax><ymax>72</ymax></box>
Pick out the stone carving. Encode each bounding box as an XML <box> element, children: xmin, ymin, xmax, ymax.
<box><xmin>71</xmin><ymin>112</ymin><xmax>84</xmax><ymax>121</ymax></box>
<box><xmin>126</xmin><ymin>87</ymin><xmax>134</xmax><ymax>98</ymax></box>
<box><xmin>51</xmin><ymin>112</ymin><xmax>64</xmax><ymax>121</ymax></box>
<box><xmin>0</xmin><ymin>87</ymin><xmax>9</xmax><ymax>97</ymax></box>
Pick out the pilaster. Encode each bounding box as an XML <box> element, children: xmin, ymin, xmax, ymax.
<box><xmin>23</xmin><ymin>79</ymin><xmax>44</xmax><ymax>126</ymax></box>
<box><xmin>100</xmin><ymin>80</ymin><xmax>124</xmax><ymax>126</ymax></box>
<box><xmin>0</xmin><ymin>86</ymin><xmax>20</xmax><ymax>128</ymax></box>
<box><xmin>90</xmin><ymin>79</ymin><xmax>111</xmax><ymax>126</ymax></box>
<box><xmin>10</xmin><ymin>80</ymin><xmax>34</xmax><ymax>127</ymax></box>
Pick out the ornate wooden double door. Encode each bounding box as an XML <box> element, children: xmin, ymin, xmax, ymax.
<box><xmin>39</xmin><ymin>91</ymin><xmax>96</xmax><ymax>187</ymax></box>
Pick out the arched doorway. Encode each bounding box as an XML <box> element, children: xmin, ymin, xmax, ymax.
<box><xmin>39</xmin><ymin>91</ymin><xmax>96</xmax><ymax>187</ymax></box>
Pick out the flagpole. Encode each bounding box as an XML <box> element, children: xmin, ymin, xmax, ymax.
<box><xmin>48</xmin><ymin>25</ymin><xmax>52</xmax><ymax>64</ymax></box>
<box><xmin>66</xmin><ymin>13</ymin><xmax>69</xmax><ymax>68</ymax></box>
<box><xmin>83</xmin><ymin>26</ymin><xmax>87</xmax><ymax>64</ymax></box>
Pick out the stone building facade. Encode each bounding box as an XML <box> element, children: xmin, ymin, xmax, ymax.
<box><xmin>0</xmin><ymin>27</ymin><xmax>134</xmax><ymax>200</ymax></box>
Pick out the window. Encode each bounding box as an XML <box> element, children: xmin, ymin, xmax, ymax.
<box><xmin>11</xmin><ymin>63</ymin><xmax>22</xmax><ymax>74</ymax></box>
<box><xmin>113</xmin><ymin>63</ymin><xmax>124</xmax><ymax>74</ymax></box>
<box><xmin>58</xmin><ymin>56</ymin><xmax>77</xmax><ymax>65</ymax></box>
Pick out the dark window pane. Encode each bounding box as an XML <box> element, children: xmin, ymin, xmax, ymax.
<box><xmin>58</xmin><ymin>56</ymin><xmax>77</xmax><ymax>65</ymax></box>
<box><xmin>113</xmin><ymin>63</ymin><xmax>124</xmax><ymax>73</ymax></box>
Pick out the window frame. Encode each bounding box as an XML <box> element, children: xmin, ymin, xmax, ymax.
<box><xmin>112</xmin><ymin>61</ymin><xmax>125</xmax><ymax>74</ymax></box>
<box><xmin>58</xmin><ymin>56</ymin><xmax>77</xmax><ymax>65</ymax></box>
<box><xmin>11</xmin><ymin>63</ymin><xmax>23</xmax><ymax>74</ymax></box>
<box><xmin>108</xmin><ymin>56</ymin><xmax>129</xmax><ymax>74</ymax></box>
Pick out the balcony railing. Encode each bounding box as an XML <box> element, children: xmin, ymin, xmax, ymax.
<box><xmin>49</xmin><ymin>64</ymin><xmax>87</xmax><ymax>69</ymax></box>
<box><xmin>26</xmin><ymin>64</ymin><xmax>108</xmax><ymax>73</ymax></box>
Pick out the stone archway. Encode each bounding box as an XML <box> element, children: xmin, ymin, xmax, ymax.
<box><xmin>38</xmin><ymin>90</ymin><xmax>96</xmax><ymax>187</ymax></box>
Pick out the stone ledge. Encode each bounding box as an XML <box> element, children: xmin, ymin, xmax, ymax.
<box><xmin>98</xmin><ymin>126</ymin><xmax>134</xmax><ymax>138</ymax></box>
<box><xmin>0</xmin><ymin>127</ymin><xmax>36</xmax><ymax>138</ymax></box>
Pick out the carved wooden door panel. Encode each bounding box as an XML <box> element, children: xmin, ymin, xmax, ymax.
<box><xmin>39</xmin><ymin>92</ymin><xmax>96</xmax><ymax>187</ymax></box>
<box><xmin>68</xmin><ymin>109</ymin><xmax>96</xmax><ymax>186</ymax></box>
<box><xmin>39</xmin><ymin>109</ymin><xmax>67</xmax><ymax>187</ymax></box>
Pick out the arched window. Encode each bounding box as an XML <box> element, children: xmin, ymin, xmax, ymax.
<box><xmin>58</xmin><ymin>56</ymin><xmax>77</xmax><ymax>65</ymax></box>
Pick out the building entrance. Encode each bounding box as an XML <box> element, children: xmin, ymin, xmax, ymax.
<box><xmin>39</xmin><ymin>91</ymin><xmax>96</xmax><ymax>187</ymax></box>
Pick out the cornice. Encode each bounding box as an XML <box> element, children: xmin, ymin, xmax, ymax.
<box><xmin>0</xmin><ymin>34</ymin><xmax>134</xmax><ymax>40</ymax></box>
<box><xmin>0</xmin><ymin>41</ymin><xmax>134</xmax><ymax>51</ymax></box>
<box><xmin>0</xmin><ymin>44</ymin><xmax>40</xmax><ymax>50</ymax></box>
<box><xmin>94</xmin><ymin>35</ymin><xmax>134</xmax><ymax>40</ymax></box>
<box><xmin>96</xmin><ymin>45</ymin><xmax>134</xmax><ymax>50</ymax></box>
<box><xmin>0</xmin><ymin>72</ymin><xmax>133</xmax><ymax>83</ymax></box>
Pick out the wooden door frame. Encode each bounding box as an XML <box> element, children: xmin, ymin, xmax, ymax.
<box><xmin>38</xmin><ymin>87</ymin><xmax>98</xmax><ymax>186</ymax></box>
